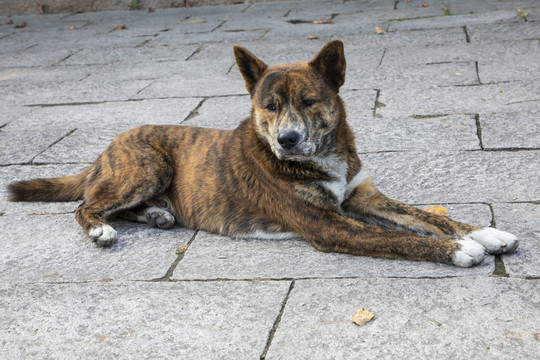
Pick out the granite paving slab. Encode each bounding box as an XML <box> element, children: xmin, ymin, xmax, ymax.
<box><xmin>6</xmin><ymin>98</ymin><xmax>202</xmax><ymax>130</ymax></box>
<box><xmin>0</xmin><ymin>128</ymin><xmax>74</xmax><ymax>165</ymax></box>
<box><xmin>377</xmin><ymin>81</ymin><xmax>540</xmax><ymax>117</ymax></box>
<box><xmin>0</xmin><ymin>280</ymin><xmax>291</xmax><ymax>360</ymax></box>
<box><xmin>266</xmin><ymin>277</ymin><xmax>540</xmax><ymax>359</ymax></box>
<box><xmin>0</xmin><ymin>213</ymin><xmax>194</xmax><ymax>282</ymax></box>
<box><xmin>493</xmin><ymin>203</ymin><xmax>540</xmax><ymax>279</ymax></box>
<box><xmin>480</xmin><ymin>110</ymin><xmax>540</xmax><ymax>150</ymax></box>
<box><xmin>361</xmin><ymin>151</ymin><xmax>539</xmax><ymax>204</ymax></box>
<box><xmin>350</xmin><ymin>113</ymin><xmax>481</xmax><ymax>153</ymax></box>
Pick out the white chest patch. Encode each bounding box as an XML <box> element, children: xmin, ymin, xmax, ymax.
<box><xmin>312</xmin><ymin>155</ymin><xmax>370</xmax><ymax>205</ymax></box>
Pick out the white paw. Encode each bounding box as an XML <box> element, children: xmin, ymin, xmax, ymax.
<box><xmin>452</xmin><ymin>238</ymin><xmax>486</xmax><ymax>267</ymax></box>
<box><xmin>89</xmin><ymin>224</ymin><xmax>117</xmax><ymax>247</ymax></box>
<box><xmin>145</xmin><ymin>207</ymin><xmax>175</xmax><ymax>229</ymax></box>
<box><xmin>468</xmin><ymin>227</ymin><xmax>519</xmax><ymax>254</ymax></box>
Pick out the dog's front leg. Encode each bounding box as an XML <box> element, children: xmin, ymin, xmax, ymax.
<box><xmin>341</xmin><ymin>178</ymin><xmax>518</xmax><ymax>255</ymax></box>
<box><xmin>285</xmin><ymin>205</ymin><xmax>485</xmax><ymax>267</ymax></box>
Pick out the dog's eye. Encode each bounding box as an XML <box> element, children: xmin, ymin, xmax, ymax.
<box><xmin>266</xmin><ymin>103</ymin><xmax>277</xmax><ymax>112</ymax></box>
<box><xmin>303</xmin><ymin>99</ymin><xmax>316</xmax><ymax>108</ymax></box>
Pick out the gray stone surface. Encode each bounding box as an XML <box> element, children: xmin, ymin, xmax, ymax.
<box><xmin>173</xmin><ymin>204</ymin><xmax>495</xmax><ymax>280</ymax></box>
<box><xmin>0</xmin><ymin>128</ymin><xmax>74</xmax><ymax>165</ymax></box>
<box><xmin>493</xmin><ymin>203</ymin><xmax>540</xmax><ymax>278</ymax></box>
<box><xmin>480</xmin><ymin>110</ymin><xmax>540</xmax><ymax>150</ymax></box>
<box><xmin>1</xmin><ymin>1</ymin><xmax>538</xmax><ymax>358</ymax></box>
<box><xmin>183</xmin><ymin>95</ymin><xmax>251</xmax><ymax>129</ymax></box>
<box><xmin>362</xmin><ymin>151</ymin><xmax>539</xmax><ymax>204</ymax></box>
<box><xmin>266</xmin><ymin>277</ymin><xmax>540</xmax><ymax>359</ymax></box>
<box><xmin>378</xmin><ymin>81</ymin><xmax>540</xmax><ymax>117</ymax></box>
<box><xmin>0</xmin><ymin>213</ymin><xmax>194</xmax><ymax>282</ymax></box>
<box><xmin>350</xmin><ymin>113</ymin><xmax>481</xmax><ymax>153</ymax></box>
<box><xmin>0</xmin><ymin>281</ymin><xmax>291</xmax><ymax>359</ymax></box>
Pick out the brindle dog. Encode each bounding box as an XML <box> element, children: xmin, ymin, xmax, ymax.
<box><xmin>8</xmin><ymin>40</ymin><xmax>518</xmax><ymax>267</ymax></box>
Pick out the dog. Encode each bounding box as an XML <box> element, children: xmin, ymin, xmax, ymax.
<box><xmin>8</xmin><ymin>40</ymin><xmax>518</xmax><ymax>267</ymax></box>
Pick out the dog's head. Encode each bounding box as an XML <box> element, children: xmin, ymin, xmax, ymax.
<box><xmin>234</xmin><ymin>40</ymin><xmax>346</xmax><ymax>161</ymax></box>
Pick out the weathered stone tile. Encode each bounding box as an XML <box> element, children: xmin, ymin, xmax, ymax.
<box><xmin>0</xmin><ymin>213</ymin><xmax>193</xmax><ymax>282</ymax></box>
<box><xmin>350</xmin><ymin>114</ymin><xmax>480</xmax><ymax>152</ymax></box>
<box><xmin>361</xmin><ymin>151</ymin><xmax>539</xmax><ymax>204</ymax></box>
<box><xmin>0</xmin><ymin>280</ymin><xmax>290</xmax><ymax>360</ymax></box>
<box><xmin>0</xmin><ymin>128</ymin><xmax>74</xmax><ymax>165</ymax></box>
<box><xmin>493</xmin><ymin>203</ymin><xmax>540</xmax><ymax>278</ymax></box>
<box><xmin>6</xmin><ymin>98</ymin><xmax>202</xmax><ymax>130</ymax></box>
<box><xmin>377</xmin><ymin>81</ymin><xmax>540</xmax><ymax>117</ymax></box>
<box><xmin>267</xmin><ymin>277</ymin><xmax>540</xmax><ymax>359</ymax></box>
<box><xmin>480</xmin><ymin>110</ymin><xmax>540</xmax><ymax>149</ymax></box>
<box><xmin>183</xmin><ymin>95</ymin><xmax>251</xmax><ymax>129</ymax></box>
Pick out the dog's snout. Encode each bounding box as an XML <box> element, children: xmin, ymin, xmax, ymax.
<box><xmin>278</xmin><ymin>131</ymin><xmax>300</xmax><ymax>149</ymax></box>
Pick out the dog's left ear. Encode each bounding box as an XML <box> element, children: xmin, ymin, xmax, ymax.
<box><xmin>233</xmin><ymin>45</ymin><xmax>268</xmax><ymax>96</ymax></box>
<box><xmin>309</xmin><ymin>40</ymin><xmax>346</xmax><ymax>92</ymax></box>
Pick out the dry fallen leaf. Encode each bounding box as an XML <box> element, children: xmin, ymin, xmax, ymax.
<box><xmin>375</xmin><ymin>26</ymin><xmax>386</xmax><ymax>35</ymax></box>
<box><xmin>185</xmin><ymin>19</ymin><xmax>205</xmax><ymax>24</ymax></box>
<box><xmin>14</xmin><ymin>21</ymin><xmax>27</xmax><ymax>28</ymax></box>
<box><xmin>6</xmin><ymin>20</ymin><xmax>14</xmax><ymax>25</ymax></box>
<box><xmin>112</xmin><ymin>24</ymin><xmax>127</xmax><ymax>31</ymax></box>
<box><xmin>70</xmin><ymin>25</ymin><xmax>76</xmax><ymax>30</ymax></box>
<box><xmin>422</xmin><ymin>1</ymin><xmax>428</xmax><ymax>7</ymax></box>
<box><xmin>308</xmin><ymin>34</ymin><xmax>320</xmax><ymax>39</ymax></box>
<box><xmin>351</xmin><ymin>308</ymin><xmax>375</xmax><ymax>326</ymax></box>
<box><xmin>313</xmin><ymin>18</ymin><xmax>325</xmax><ymax>24</ymax></box>
<box><xmin>423</xmin><ymin>205</ymin><xmax>449</xmax><ymax>217</ymax></box>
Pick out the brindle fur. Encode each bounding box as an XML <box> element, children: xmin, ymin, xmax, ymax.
<box><xmin>8</xmin><ymin>40</ymin><xmax>517</xmax><ymax>265</ymax></box>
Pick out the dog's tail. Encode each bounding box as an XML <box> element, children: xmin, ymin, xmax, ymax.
<box><xmin>8</xmin><ymin>168</ymin><xmax>90</xmax><ymax>202</ymax></box>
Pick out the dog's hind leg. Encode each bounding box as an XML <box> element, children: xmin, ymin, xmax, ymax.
<box><xmin>117</xmin><ymin>195</ymin><xmax>176</xmax><ymax>229</ymax></box>
<box><xmin>75</xmin><ymin>129</ymin><xmax>175</xmax><ymax>246</ymax></box>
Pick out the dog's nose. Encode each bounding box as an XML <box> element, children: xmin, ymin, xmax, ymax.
<box><xmin>278</xmin><ymin>131</ymin><xmax>300</xmax><ymax>149</ymax></box>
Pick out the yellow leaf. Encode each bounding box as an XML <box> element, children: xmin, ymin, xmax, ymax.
<box><xmin>351</xmin><ymin>308</ymin><xmax>374</xmax><ymax>326</ymax></box>
<box><xmin>423</xmin><ymin>205</ymin><xmax>449</xmax><ymax>217</ymax></box>
<box><xmin>375</xmin><ymin>26</ymin><xmax>386</xmax><ymax>35</ymax></box>
<box><xmin>312</xmin><ymin>18</ymin><xmax>325</xmax><ymax>24</ymax></box>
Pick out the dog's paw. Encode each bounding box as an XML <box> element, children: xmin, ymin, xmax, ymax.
<box><xmin>145</xmin><ymin>207</ymin><xmax>175</xmax><ymax>229</ymax></box>
<box><xmin>468</xmin><ymin>227</ymin><xmax>519</xmax><ymax>254</ymax></box>
<box><xmin>89</xmin><ymin>224</ymin><xmax>117</xmax><ymax>247</ymax></box>
<box><xmin>451</xmin><ymin>238</ymin><xmax>486</xmax><ymax>267</ymax></box>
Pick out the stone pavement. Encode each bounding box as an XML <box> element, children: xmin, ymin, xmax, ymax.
<box><xmin>0</xmin><ymin>0</ymin><xmax>539</xmax><ymax>358</ymax></box>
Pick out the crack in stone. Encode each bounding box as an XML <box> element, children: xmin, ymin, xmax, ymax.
<box><xmin>260</xmin><ymin>280</ymin><xmax>294</xmax><ymax>360</ymax></box>
<box><xmin>474</xmin><ymin>60</ymin><xmax>482</xmax><ymax>84</ymax></box>
<box><xmin>152</xmin><ymin>231</ymin><xmax>198</xmax><ymax>282</ymax></box>
<box><xmin>256</xmin><ymin>28</ymin><xmax>271</xmax><ymax>41</ymax></box>
<box><xmin>181</xmin><ymin>97</ymin><xmax>207</xmax><ymax>123</ymax></box>
<box><xmin>185</xmin><ymin>45</ymin><xmax>203</xmax><ymax>60</ymax></box>
<box><xmin>30</xmin><ymin>128</ymin><xmax>77</xmax><ymax>164</ymax></box>
<box><xmin>462</xmin><ymin>25</ymin><xmax>471</xmax><ymax>43</ymax></box>
<box><xmin>378</xmin><ymin>48</ymin><xmax>387</xmax><ymax>66</ymax></box>
<box><xmin>474</xmin><ymin>113</ymin><xmax>485</xmax><ymax>150</ymax></box>
<box><xmin>57</xmin><ymin>49</ymin><xmax>82</xmax><ymax>64</ymax></box>
<box><xmin>211</xmin><ymin>20</ymin><xmax>227</xmax><ymax>32</ymax></box>
<box><xmin>372</xmin><ymin>89</ymin><xmax>384</xmax><ymax>118</ymax></box>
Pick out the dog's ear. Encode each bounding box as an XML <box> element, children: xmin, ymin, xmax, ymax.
<box><xmin>233</xmin><ymin>45</ymin><xmax>268</xmax><ymax>96</ymax></box>
<box><xmin>309</xmin><ymin>40</ymin><xmax>346</xmax><ymax>92</ymax></box>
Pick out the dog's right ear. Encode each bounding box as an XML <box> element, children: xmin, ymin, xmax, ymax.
<box><xmin>233</xmin><ymin>45</ymin><xmax>268</xmax><ymax>96</ymax></box>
